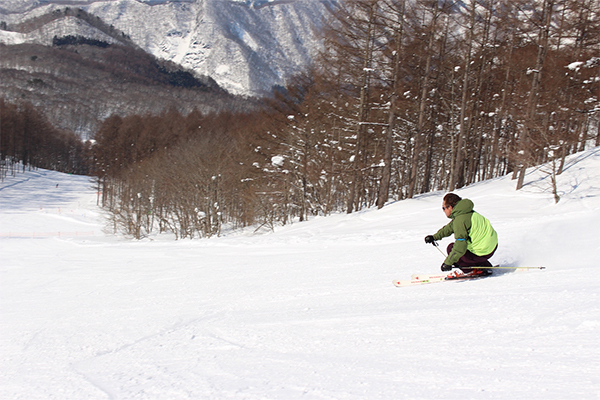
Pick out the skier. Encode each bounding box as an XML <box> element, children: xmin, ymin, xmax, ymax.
<box><xmin>424</xmin><ymin>193</ymin><xmax>498</xmax><ymax>275</ymax></box>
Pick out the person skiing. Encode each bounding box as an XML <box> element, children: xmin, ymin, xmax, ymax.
<box><xmin>424</xmin><ymin>193</ymin><xmax>498</xmax><ymax>275</ymax></box>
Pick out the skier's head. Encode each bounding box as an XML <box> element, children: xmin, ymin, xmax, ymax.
<box><xmin>442</xmin><ymin>193</ymin><xmax>462</xmax><ymax>217</ymax></box>
<box><xmin>443</xmin><ymin>193</ymin><xmax>462</xmax><ymax>208</ymax></box>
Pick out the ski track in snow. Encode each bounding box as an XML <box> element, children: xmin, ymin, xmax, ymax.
<box><xmin>1</xmin><ymin>148</ymin><xmax>600</xmax><ymax>399</ymax></box>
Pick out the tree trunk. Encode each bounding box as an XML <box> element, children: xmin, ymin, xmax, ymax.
<box><xmin>407</xmin><ymin>2</ymin><xmax>438</xmax><ymax>198</ymax></box>
<box><xmin>348</xmin><ymin>1</ymin><xmax>377</xmax><ymax>213</ymax></box>
<box><xmin>377</xmin><ymin>0</ymin><xmax>405</xmax><ymax>209</ymax></box>
<box><xmin>516</xmin><ymin>0</ymin><xmax>554</xmax><ymax>190</ymax></box>
<box><xmin>448</xmin><ymin>0</ymin><xmax>476</xmax><ymax>191</ymax></box>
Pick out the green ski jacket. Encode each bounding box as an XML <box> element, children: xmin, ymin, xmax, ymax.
<box><xmin>433</xmin><ymin>199</ymin><xmax>498</xmax><ymax>266</ymax></box>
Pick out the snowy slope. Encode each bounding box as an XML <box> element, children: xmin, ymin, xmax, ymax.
<box><xmin>1</xmin><ymin>147</ymin><xmax>600</xmax><ymax>399</ymax></box>
<box><xmin>0</xmin><ymin>0</ymin><xmax>330</xmax><ymax>96</ymax></box>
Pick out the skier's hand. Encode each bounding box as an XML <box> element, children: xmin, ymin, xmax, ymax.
<box><xmin>441</xmin><ymin>263</ymin><xmax>453</xmax><ymax>271</ymax></box>
<box><xmin>424</xmin><ymin>235</ymin><xmax>435</xmax><ymax>244</ymax></box>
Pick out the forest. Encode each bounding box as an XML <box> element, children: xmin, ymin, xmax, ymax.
<box><xmin>2</xmin><ymin>0</ymin><xmax>599</xmax><ymax>239</ymax></box>
<box><xmin>0</xmin><ymin>99</ymin><xmax>90</xmax><ymax>177</ymax></box>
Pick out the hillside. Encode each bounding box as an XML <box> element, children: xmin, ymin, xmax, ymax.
<box><xmin>0</xmin><ymin>0</ymin><xmax>331</xmax><ymax>97</ymax></box>
<box><xmin>1</xmin><ymin>147</ymin><xmax>599</xmax><ymax>399</ymax></box>
<box><xmin>0</xmin><ymin>40</ymin><xmax>255</xmax><ymax>138</ymax></box>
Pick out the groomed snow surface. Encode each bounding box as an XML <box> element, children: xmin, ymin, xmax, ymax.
<box><xmin>1</xmin><ymin>147</ymin><xmax>599</xmax><ymax>399</ymax></box>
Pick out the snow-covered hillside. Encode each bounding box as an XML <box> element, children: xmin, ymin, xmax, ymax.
<box><xmin>1</xmin><ymin>147</ymin><xmax>599</xmax><ymax>399</ymax></box>
<box><xmin>0</xmin><ymin>0</ymin><xmax>330</xmax><ymax>96</ymax></box>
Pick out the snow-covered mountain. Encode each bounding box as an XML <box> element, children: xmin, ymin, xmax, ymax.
<box><xmin>0</xmin><ymin>0</ymin><xmax>333</xmax><ymax>96</ymax></box>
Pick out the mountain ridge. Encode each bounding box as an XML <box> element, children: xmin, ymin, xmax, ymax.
<box><xmin>0</xmin><ymin>39</ymin><xmax>254</xmax><ymax>138</ymax></box>
<box><xmin>1</xmin><ymin>0</ymin><xmax>332</xmax><ymax>96</ymax></box>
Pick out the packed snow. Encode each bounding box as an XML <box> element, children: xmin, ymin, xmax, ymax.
<box><xmin>1</xmin><ymin>147</ymin><xmax>600</xmax><ymax>399</ymax></box>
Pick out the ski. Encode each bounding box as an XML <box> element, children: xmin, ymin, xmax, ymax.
<box><xmin>393</xmin><ymin>276</ymin><xmax>446</xmax><ymax>287</ymax></box>
<box><xmin>393</xmin><ymin>272</ymin><xmax>487</xmax><ymax>287</ymax></box>
<box><xmin>395</xmin><ymin>265</ymin><xmax>545</xmax><ymax>287</ymax></box>
<box><xmin>394</xmin><ymin>266</ymin><xmax>497</xmax><ymax>287</ymax></box>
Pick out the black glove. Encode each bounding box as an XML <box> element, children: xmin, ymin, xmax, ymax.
<box><xmin>441</xmin><ymin>263</ymin><xmax>453</xmax><ymax>271</ymax></box>
<box><xmin>424</xmin><ymin>235</ymin><xmax>435</xmax><ymax>244</ymax></box>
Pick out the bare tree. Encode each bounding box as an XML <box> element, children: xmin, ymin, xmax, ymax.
<box><xmin>515</xmin><ymin>0</ymin><xmax>555</xmax><ymax>190</ymax></box>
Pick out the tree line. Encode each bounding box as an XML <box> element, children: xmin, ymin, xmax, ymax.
<box><xmin>91</xmin><ymin>110</ymin><xmax>273</xmax><ymax>239</ymax></box>
<box><xmin>0</xmin><ymin>99</ymin><xmax>89</xmax><ymax>179</ymax></box>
